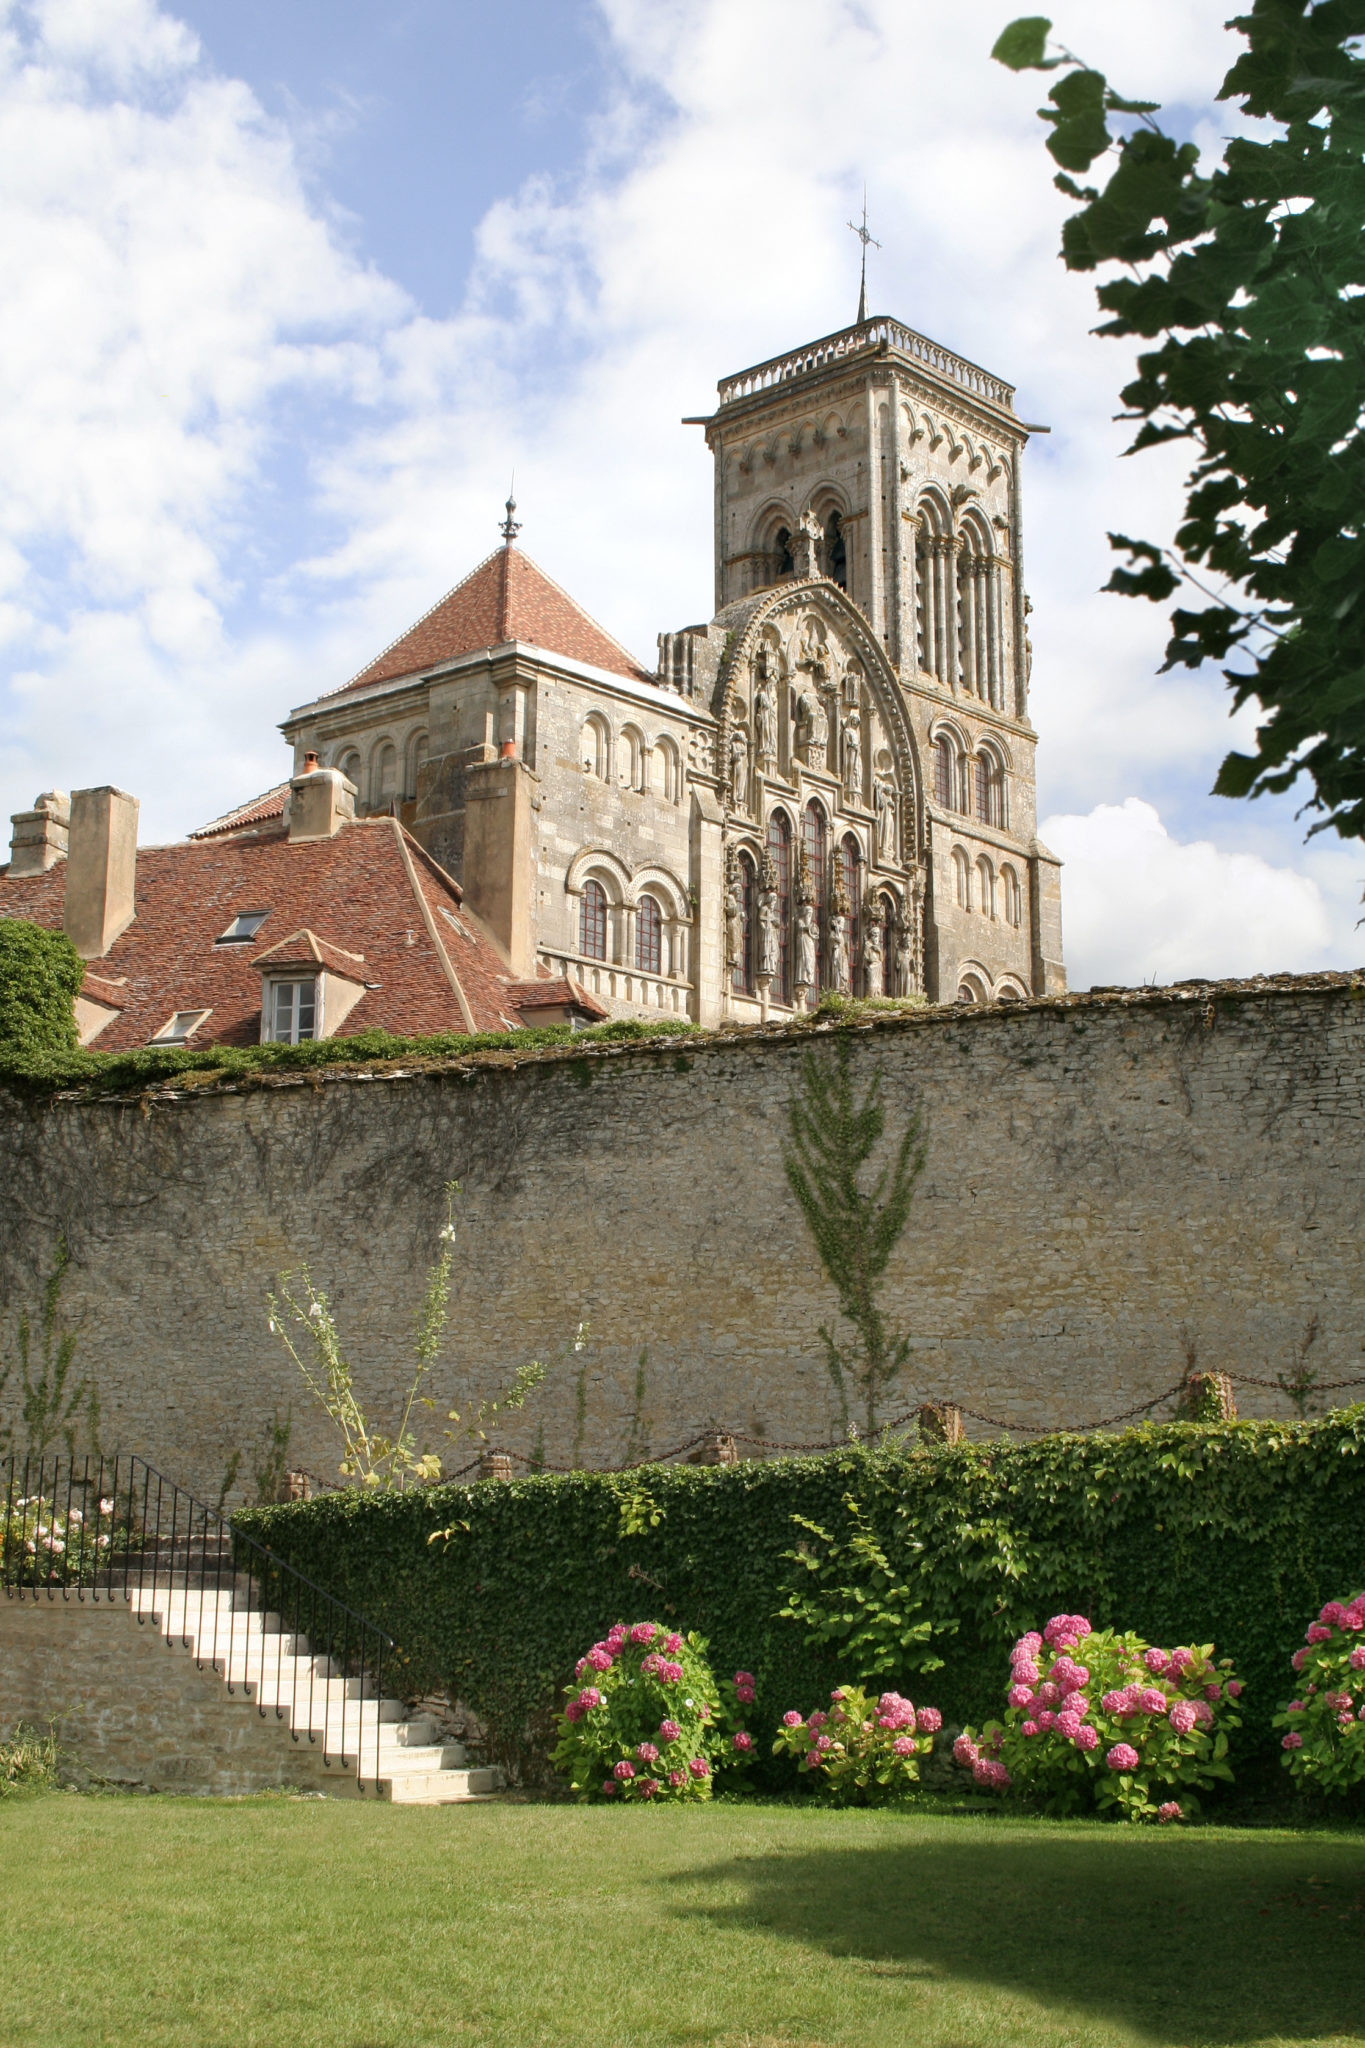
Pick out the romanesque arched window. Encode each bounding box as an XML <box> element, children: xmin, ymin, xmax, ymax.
<box><xmin>935</xmin><ymin>736</ymin><xmax>956</xmax><ymax>811</ymax></box>
<box><xmin>774</xmin><ymin>528</ymin><xmax>795</xmax><ymax>580</ymax></box>
<box><xmin>407</xmin><ymin>732</ymin><xmax>428</xmax><ymax>802</ymax></box>
<box><xmin>974</xmin><ymin>752</ymin><xmax>1004</xmax><ymax>828</ymax></box>
<box><xmin>581</xmin><ymin>714</ymin><xmax>609</xmax><ymax>780</ymax></box>
<box><xmin>802</xmin><ymin>800</ymin><xmax>828</xmax><ymax>990</ymax></box>
<box><xmin>1001</xmin><ymin>864</ymin><xmax>1023</xmax><ymax>928</ymax></box>
<box><xmin>636</xmin><ymin>894</ymin><xmax>662</xmax><ymax>975</ymax></box>
<box><xmin>580</xmin><ymin>879</ymin><xmax>608</xmax><ymax>961</ymax></box>
<box><xmin>838</xmin><ymin>832</ymin><xmax>862</xmax><ymax>987</ymax></box>
<box><xmin>733</xmin><ymin>853</ymin><xmax>757</xmax><ymax>994</ymax></box>
<box><xmin>952</xmin><ymin>845</ymin><xmax>971</xmax><ymax>911</ymax></box>
<box><xmin>977</xmin><ymin>854</ymin><xmax>996</xmax><ymax>920</ymax></box>
<box><xmin>824</xmin><ymin>511</ymin><xmax>847</xmax><ymax>590</ymax></box>
<box><xmin>766</xmin><ymin>810</ymin><xmax>792</xmax><ymax>1004</ymax></box>
<box><xmin>337</xmin><ymin>749</ymin><xmax>361</xmax><ymax>790</ymax></box>
<box><xmin>653</xmin><ymin>735</ymin><xmax>681</xmax><ymax>804</ymax></box>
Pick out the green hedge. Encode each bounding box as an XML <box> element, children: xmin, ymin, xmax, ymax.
<box><xmin>235</xmin><ymin>1412</ymin><xmax>1365</xmax><ymax>1782</ymax></box>
<box><xmin>0</xmin><ymin>920</ymin><xmax>82</xmax><ymax>1058</ymax></box>
<box><xmin>0</xmin><ymin>1012</ymin><xmax>700</xmax><ymax>1094</ymax></box>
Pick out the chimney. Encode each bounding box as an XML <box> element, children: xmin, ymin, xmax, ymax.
<box><xmin>63</xmin><ymin>787</ymin><xmax>139</xmax><ymax>959</ymax></box>
<box><xmin>288</xmin><ymin>760</ymin><xmax>356</xmax><ymax>843</ymax></box>
<box><xmin>8</xmin><ymin>790</ymin><xmax>70</xmax><ymax>876</ymax></box>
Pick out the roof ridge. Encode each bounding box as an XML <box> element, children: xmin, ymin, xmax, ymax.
<box><xmin>338</xmin><ymin>547</ymin><xmax>507</xmax><ymax>693</ymax></box>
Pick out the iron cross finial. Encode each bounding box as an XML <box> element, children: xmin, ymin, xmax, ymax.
<box><xmin>847</xmin><ymin>188</ymin><xmax>881</xmax><ymax>325</ymax></box>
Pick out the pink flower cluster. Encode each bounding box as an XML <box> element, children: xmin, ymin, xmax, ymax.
<box><xmin>658</xmin><ymin>1719</ymin><xmax>681</xmax><ymax>1743</ymax></box>
<box><xmin>640</xmin><ymin>1652</ymin><xmax>685</xmax><ymax>1683</ymax></box>
<box><xmin>734</xmin><ymin>1669</ymin><xmax>756</xmax><ymax>1705</ymax></box>
<box><xmin>1044</xmin><ymin>1613</ymin><xmax>1092</xmax><ymax>1651</ymax></box>
<box><xmin>564</xmin><ymin>1684</ymin><xmax>603</xmax><ymax>1723</ymax></box>
<box><xmin>1106</xmin><ymin>1742</ymin><xmax>1140</xmax><ymax>1772</ymax></box>
<box><xmin>874</xmin><ymin>1692</ymin><xmax>919</xmax><ymax>1732</ymax></box>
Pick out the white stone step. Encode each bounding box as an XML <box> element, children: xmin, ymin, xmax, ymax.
<box><xmin>381</xmin><ymin>1766</ymin><xmax>503</xmax><ymax>1805</ymax></box>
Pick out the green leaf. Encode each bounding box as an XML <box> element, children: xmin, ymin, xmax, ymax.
<box><xmin>1212</xmin><ymin>750</ymin><xmax>1260</xmax><ymax>798</ymax></box>
<box><xmin>991</xmin><ymin>17</ymin><xmax>1054</xmax><ymax>70</ymax></box>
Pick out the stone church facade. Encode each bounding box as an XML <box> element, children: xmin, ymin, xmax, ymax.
<box><xmin>283</xmin><ymin>314</ymin><xmax>1064</xmax><ymax>1025</ymax></box>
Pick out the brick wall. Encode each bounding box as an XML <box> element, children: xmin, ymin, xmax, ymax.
<box><xmin>1</xmin><ymin>977</ymin><xmax>1361</xmax><ymax>1498</ymax></box>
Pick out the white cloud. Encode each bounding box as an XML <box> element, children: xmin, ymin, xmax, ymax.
<box><xmin>1041</xmin><ymin>798</ymin><xmax>1345</xmax><ymax>987</ymax></box>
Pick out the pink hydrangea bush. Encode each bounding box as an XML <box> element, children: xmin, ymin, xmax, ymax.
<box><xmin>952</xmin><ymin>1614</ymin><xmax>1242</xmax><ymax>1821</ymax></box>
<box><xmin>772</xmin><ymin>1684</ymin><xmax>942</xmax><ymax>1805</ymax></box>
<box><xmin>550</xmin><ymin>1621</ymin><xmax>757</xmax><ymax>1802</ymax></box>
<box><xmin>1272</xmin><ymin>1591</ymin><xmax>1365</xmax><ymax>1795</ymax></box>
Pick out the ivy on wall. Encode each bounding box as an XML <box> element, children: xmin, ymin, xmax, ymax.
<box><xmin>236</xmin><ymin>1410</ymin><xmax>1365</xmax><ymax>1781</ymax></box>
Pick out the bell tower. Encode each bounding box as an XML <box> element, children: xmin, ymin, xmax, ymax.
<box><xmin>688</xmin><ymin>312</ymin><xmax>1065</xmax><ymax>1002</ymax></box>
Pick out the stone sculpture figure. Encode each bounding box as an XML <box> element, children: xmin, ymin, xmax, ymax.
<box><xmin>829</xmin><ymin>912</ymin><xmax>851</xmax><ymax>996</ymax></box>
<box><xmin>758</xmin><ymin>883</ymin><xmax>781</xmax><ymax>981</ymax></box>
<box><xmin>729</xmin><ymin>722</ymin><xmax>749</xmax><ymax>810</ymax></box>
<box><xmin>875</xmin><ymin>776</ymin><xmax>896</xmax><ymax>857</ymax></box>
<box><xmin>794</xmin><ymin>900</ymin><xmax>819</xmax><ymax>998</ymax></box>
<box><xmin>841</xmin><ymin>704</ymin><xmax>863</xmax><ymax>804</ymax></box>
<box><xmin>752</xmin><ymin>649</ymin><xmax>778</xmax><ymax>771</ymax></box>
<box><xmin>892</xmin><ymin>916</ymin><xmax>914</xmax><ymax>997</ymax></box>
<box><xmin>793</xmin><ymin>687</ymin><xmax>828</xmax><ymax>770</ymax></box>
<box><xmin>863</xmin><ymin>915</ymin><xmax>884</xmax><ymax>998</ymax></box>
<box><xmin>725</xmin><ymin>871</ymin><xmax>745</xmax><ymax>968</ymax></box>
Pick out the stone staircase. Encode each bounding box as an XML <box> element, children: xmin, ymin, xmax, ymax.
<box><xmin>108</xmin><ymin>1538</ymin><xmax>502</xmax><ymax>1804</ymax></box>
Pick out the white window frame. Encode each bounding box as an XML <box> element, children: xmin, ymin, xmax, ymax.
<box><xmin>149</xmin><ymin>1008</ymin><xmax>212</xmax><ymax>1045</ymax></box>
<box><xmin>215</xmin><ymin>910</ymin><xmax>269</xmax><ymax>947</ymax></box>
<box><xmin>262</xmin><ymin>976</ymin><xmax>321</xmax><ymax>1045</ymax></box>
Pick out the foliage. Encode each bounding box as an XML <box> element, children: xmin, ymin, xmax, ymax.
<box><xmin>549</xmin><ymin>1618</ymin><xmax>757</xmax><ymax>1801</ymax></box>
<box><xmin>779</xmin><ymin>1492</ymin><xmax>955</xmax><ymax>1679</ymax></box>
<box><xmin>0</xmin><ymin>1012</ymin><xmax>701</xmax><ymax>1096</ymax></box>
<box><xmin>954</xmin><ymin>1613</ymin><xmax>1242</xmax><ymax>1821</ymax></box>
<box><xmin>1</xmin><ymin>1488</ymin><xmax>121</xmax><ymax>1587</ymax></box>
<box><xmin>773</xmin><ymin>1683</ymin><xmax>942</xmax><ymax>1805</ymax></box>
<box><xmin>994</xmin><ymin>7</ymin><xmax>1365</xmax><ymax>839</ymax></box>
<box><xmin>1273</xmin><ymin>1587</ymin><xmax>1365</xmax><ymax>1790</ymax></box>
<box><xmin>0</xmin><ymin>920</ymin><xmax>82</xmax><ymax>1059</ymax></box>
<box><xmin>0</xmin><ymin>1722</ymin><xmax>61</xmax><ymax>1795</ymax></box>
<box><xmin>783</xmin><ymin>1038</ymin><xmax>927</xmax><ymax>1433</ymax></box>
<box><xmin>267</xmin><ymin>1183</ymin><xmax>567</xmax><ymax>1489</ymax></box>
<box><xmin>235</xmin><ymin>1410</ymin><xmax>1365</xmax><ymax>1788</ymax></box>
<box><xmin>0</xmin><ymin>1236</ymin><xmax>99</xmax><ymax>1460</ymax></box>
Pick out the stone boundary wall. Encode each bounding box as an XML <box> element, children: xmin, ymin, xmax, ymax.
<box><xmin>0</xmin><ymin>1595</ymin><xmax>349</xmax><ymax>1794</ymax></box>
<box><xmin>1</xmin><ymin>976</ymin><xmax>1362</xmax><ymax>1498</ymax></box>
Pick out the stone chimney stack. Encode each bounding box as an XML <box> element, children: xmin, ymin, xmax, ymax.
<box><xmin>8</xmin><ymin>791</ymin><xmax>70</xmax><ymax>876</ymax></box>
<box><xmin>63</xmin><ymin>787</ymin><xmax>139</xmax><ymax>959</ymax></box>
<box><xmin>288</xmin><ymin>760</ymin><xmax>356</xmax><ymax>842</ymax></box>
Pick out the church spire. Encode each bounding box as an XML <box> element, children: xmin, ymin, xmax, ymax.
<box><xmin>847</xmin><ymin>189</ymin><xmax>881</xmax><ymax>325</ymax></box>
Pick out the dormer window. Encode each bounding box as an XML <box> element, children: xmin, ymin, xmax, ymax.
<box><xmin>216</xmin><ymin>910</ymin><xmax>269</xmax><ymax>946</ymax></box>
<box><xmin>150</xmin><ymin>1009</ymin><xmax>212</xmax><ymax>1045</ymax></box>
<box><xmin>266</xmin><ymin>978</ymin><xmax>317</xmax><ymax>1044</ymax></box>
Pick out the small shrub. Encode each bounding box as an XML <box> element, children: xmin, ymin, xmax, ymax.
<box><xmin>1273</xmin><ymin>1590</ymin><xmax>1365</xmax><ymax>1793</ymax></box>
<box><xmin>772</xmin><ymin>1683</ymin><xmax>942</xmax><ymax>1804</ymax></box>
<box><xmin>0</xmin><ymin>920</ymin><xmax>82</xmax><ymax>1059</ymax></box>
<box><xmin>954</xmin><ymin>1611</ymin><xmax>1243</xmax><ymax>1822</ymax></box>
<box><xmin>550</xmin><ymin>1620</ymin><xmax>757</xmax><ymax>1801</ymax></box>
<box><xmin>1</xmin><ymin>1489</ymin><xmax>121</xmax><ymax>1586</ymax></box>
<box><xmin>0</xmin><ymin>1722</ymin><xmax>61</xmax><ymax>1794</ymax></box>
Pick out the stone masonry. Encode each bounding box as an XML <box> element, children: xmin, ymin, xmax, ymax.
<box><xmin>1</xmin><ymin>976</ymin><xmax>1362</xmax><ymax>1497</ymax></box>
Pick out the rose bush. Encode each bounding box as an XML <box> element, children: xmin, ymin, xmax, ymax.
<box><xmin>772</xmin><ymin>1683</ymin><xmax>942</xmax><ymax>1804</ymax></box>
<box><xmin>1273</xmin><ymin>1590</ymin><xmax>1365</xmax><ymax>1794</ymax></box>
<box><xmin>1</xmin><ymin>1492</ymin><xmax>120</xmax><ymax>1587</ymax></box>
<box><xmin>952</xmin><ymin>1611</ymin><xmax>1242</xmax><ymax>1821</ymax></box>
<box><xmin>550</xmin><ymin>1620</ymin><xmax>757</xmax><ymax>1802</ymax></box>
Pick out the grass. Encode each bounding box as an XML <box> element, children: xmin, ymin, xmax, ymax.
<box><xmin>3</xmin><ymin>1796</ymin><xmax>1364</xmax><ymax>2048</ymax></box>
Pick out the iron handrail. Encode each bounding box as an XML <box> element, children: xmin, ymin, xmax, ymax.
<box><xmin>1</xmin><ymin>1453</ymin><xmax>395</xmax><ymax>1794</ymax></box>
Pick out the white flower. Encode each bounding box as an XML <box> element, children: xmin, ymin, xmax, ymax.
<box><xmin>98</xmin><ymin>1498</ymin><xmax>114</xmax><ymax>1516</ymax></box>
<box><xmin>308</xmin><ymin>1302</ymin><xmax>323</xmax><ymax>1323</ymax></box>
<box><xmin>66</xmin><ymin>1508</ymin><xmax>83</xmax><ymax>1524</ymax></box>
<box><xmin>439</xmin><ymin>1224</ymin><xmax>457</xmax><ymax>1243</ymax></box>
<box><xmin>267</xmin><ymin>1319</ymin><xmax>277</xmax><ymax>1335</ymax></box>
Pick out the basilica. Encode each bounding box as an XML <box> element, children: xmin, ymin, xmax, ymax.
<box><xmin>282</xmin><ymin>311</ymin><xmax>1064</xmax><ymax>1027</ymax></box>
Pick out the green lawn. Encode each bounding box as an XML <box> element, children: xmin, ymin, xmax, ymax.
<box><xmin>4</xmin><ymin>1796</ymin><xmax>1364</xmax><ymax>2048</ymax></box>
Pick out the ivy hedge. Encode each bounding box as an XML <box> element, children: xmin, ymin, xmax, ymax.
<box><xmin>235</xmin><ymin>1410</ymin><xmax>1365</xmax><ymax>1785</ymax></box>
<box><xmin>0</xmin><ymin>920</ymin><xmax>82</xmax><ymax>1059</ymax></box>
<box><xmin>0</xmin><ymin>1007</ymin><xmax>700</xmax><ymax>1095</ymax></box>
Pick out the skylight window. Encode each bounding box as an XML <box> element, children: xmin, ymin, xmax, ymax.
<box><xmin>216</xmin><ymin>910</ymin><xmax>269</xmax><ymax>946</ymax></box>
<box><xmin>150</xmin><ymin>1009</ymin><xmax>212</xmax><ymax>1045</ymax></box>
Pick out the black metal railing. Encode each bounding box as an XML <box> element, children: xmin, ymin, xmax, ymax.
<box><xmin>2</xmin><ymin>1454</ymin><xmax>395</xmax><ymax>1793</ymax></box>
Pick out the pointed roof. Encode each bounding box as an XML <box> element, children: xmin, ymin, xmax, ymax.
<box><xmin>338</xmin><ymin>544</ymin><xmax>653</xmax><ymax>694</ymax></box>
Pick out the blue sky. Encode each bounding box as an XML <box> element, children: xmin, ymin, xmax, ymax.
<box><xmin>0</xmin><ymin>0</ymin><xmax>1360</xmax><ymax>985</ymax></box>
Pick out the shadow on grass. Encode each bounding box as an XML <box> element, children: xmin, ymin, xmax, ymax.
<box><xmin>671</xmin><ymin>1822</ymin><xmax>1365</xmax><ymax>2045</ymax></box>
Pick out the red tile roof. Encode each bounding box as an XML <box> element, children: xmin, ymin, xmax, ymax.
<box><xmin>338</xmin><ymin>544</ymin><xmax>652</xmax><ymax>693</ymax></box>
<box><xmin>189</xmin><ymin>783</ymin><xmax>289</xmax><ymax>839</ymax></box>
<box><xmin>0</xmin><ymin>818</ymin><xmax>588</xmax><ymax>1049</ymax></box>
